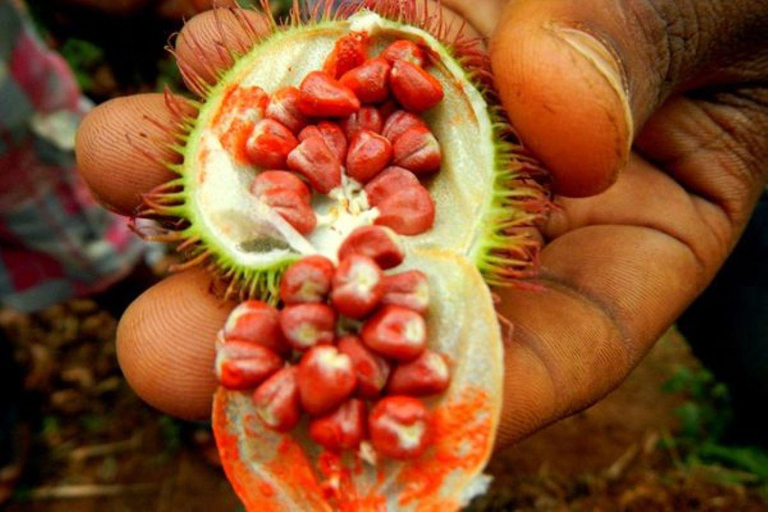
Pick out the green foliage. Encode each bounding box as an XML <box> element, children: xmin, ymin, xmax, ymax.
<box><xmin>156</xmin><ymin>56</ymin><xmax>185</xmax><ymax>92</ymax></box>
<box><xmin>59</xmin><ymin>38</ymin><xmax>105</xmax><ymax>92</ymax></box>
<box><xmin>158</xmin><ymin>415</ymin><xmax>182</xmax><ymax>453</ymax></box>
<box><xmin>661</xmin><ymin>365</ymin><xmax>768</xmax><ymax>493</ymax></box>
<box><xmin>661</xmin><ymin>366</ymin><xmax>732</xmax><ymax>441</ymax></box>
<box><xmin>79</xmin><ymin>413</ymin><xmax>106</xmax><ymax>433</ymax></box>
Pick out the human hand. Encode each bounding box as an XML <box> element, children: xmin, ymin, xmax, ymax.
<box><xmin>75</xmin><ymin>1</ymin><xmax>767</xmax><ymax>450</ymax></box>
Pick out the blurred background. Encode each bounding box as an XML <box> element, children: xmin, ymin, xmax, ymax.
<box><xmin>0</xmin><ymin>0</ymin><xmax>766</xmax><ymax>510</ymax></box>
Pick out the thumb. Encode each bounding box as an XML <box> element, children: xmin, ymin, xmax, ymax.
<box><xmin>490</xmin><ymin>0</ymin><xmax>765</xmax><ymax>197</ymax></box>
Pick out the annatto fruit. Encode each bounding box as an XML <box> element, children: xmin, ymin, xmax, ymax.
<box><xmin>126</xmin><ymin>1</ymin><xmax>549</xmax><ymax>510</ymax></box>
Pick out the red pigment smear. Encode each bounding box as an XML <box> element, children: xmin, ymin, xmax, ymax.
<box><xmin>318</xmin><ymin>451</ymin><xmax>387</xmax><ymax>511</ymax></box>
<box><xmin>397</xmin><ymin>387</ymin><xmax>493</xmax><ymax>510</ymax></box>
<box><xmin>212</xmin><ymin>85</ymin><xmax>268</xmax><ymax>164</ymax></box>
<box><xmin>323</xmin><ymin>31</ymin><xmax>370</xmax><ymax>78</ymax></box>
<box><xmin>213</xmin><ymin>393</ymin><xmax>281</xmax><ymax>512</ymax></box>
<box><xmin>213</xmin><ymin>390</ymin><xmax>330</xmax><ymax>512</ymax></box>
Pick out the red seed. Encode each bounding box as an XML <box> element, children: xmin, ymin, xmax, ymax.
<box><xmin>299</xmin><ymin>71</ymin><xmax>361</xmax><ymax>118</ymax></box>
<box><xmin>369</xmin><ymin>396</ymin><xmax>431</xmax><ymax>460</ymax></box>
<box><xmin>253</xmin><ymin>366</ymin><xmax>302</xmax><ymax>432</ymax></box>
<box><xmin>223</xmin><ymin>300</ymin><xmax>289</xmax><ymax>355</ymax></box>
<box><xmin>390</xmin><ymin>61</ymin><xmax>444</xmax><ymax>112</ymax></box>
<box><xmin>361</xmin><ymin>305</ymin><xmax>427</xmax><ymax>361</ymax></box>
<box><xmin>244</xmin><ymin>118</ymin><xmax>298</xmax><ymax>169</ymax></box>
<box><xmin>215</xmin><ymin>341</ymin><xmax>283</xmax><ymax>390</ymax></box>
<box><xmin>339</xmin><ymin>107</ymin><xmax>384</xmax><ymax>139</ymax></box>
<box><xmin>381</xmin><ymin>270</ymin><xmax>430</xmax><ymax>314</ymax></box>
<box><xmin>338</xmin><ymin>335</ymin><xmax>390</xmax><ymax>399</ymax></box>
<box><xmin>374</xmin><ymin>184</ymin><xmax>435</xmax><ymax>236</ymax></box>
<box><xmin>381</xmin><ymin>40</ymin><xmax>426</xmax><ymax>68</ymax></box>
<box><xmin>387</xmin><ymin>350</ymin><xmax>450</xmax><ymax>396</ymax></box>
<box><xmin>257</xmin><ymin>189</ymin><xmax>317</xmax><ymax>235</ymax></box>
<box><xmin>323</xmin><ymin>32</ymin><xmax>369</xmax><ymax>79</ymax></box>
<box><xmin>309</xmin><ymin>399</ymin><xmax>367</xmax><ymax>451</ymax></box>
<box><xmin>287</xmin><ymin>136</ymin><xmax>342</xmax><ymax>194</ymax></box>
<box><xmin>250</xmin><ymin>170</ymin><xmax>311</xmax><ymax>204</ymax></box>
<box><xmin>339</xmin><ymin>57</ymin><xmax>391</xmax><ymax>104</ymax></box>
<box><xmin>346</xmin><ymin>130</ymin><xmax>393</xmax><ymax>183</ymax></box>
<box><xmin>279</xmin><ymin>303</ymin><xmax>336</xmax><ymax>351</ymax></box>
<box><xmin>298</xmin><ymin>122</ymin><xmax>348</xmax><ymax>163</ymax></box>
<box><xmin>338</xmin><ymin>225</ymin><xmax>404</xmax><ymax>270</ymax></box>
<box><xmin>330</xmin><ymin>255</ymin><xmax>385</xmax><ymax>319</ymax></box>
<box><xmin>363</xmin><ymin>166</ymin><xmax>420</xmax><ymax>206</ymax></box>
<box><xmin>393</xmin><ymin>126</ymin><xmax>442</xmax><ymax>174</ymax></box>
<box><xmin>280</xmin><ymin>255</ymin><xmax>336</xmax><ymax>304</ymax></box>
<box><xmin>298</xmin><ymin>345</ymin><xmax>357</xmax><ymax>416</ymax></box>
<box><xmin>381</xmin><ymin>110</ymin><xmax>427</xmax><ymax>144</ymax></box>
<box><xmin>266</xmin><ymin>86</ymin><xmax>308</xmax><ymax>133</ymax></box>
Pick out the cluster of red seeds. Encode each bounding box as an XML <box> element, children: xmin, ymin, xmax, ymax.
<box><xmin>243</xmin><ymin>37</ymin><xmax>444</xmax><ymax>237</ymax></box>
<box><xmin>215</xmin><ymin>224</ymin><xmax>451</xmax><ymax>460</ymax></box>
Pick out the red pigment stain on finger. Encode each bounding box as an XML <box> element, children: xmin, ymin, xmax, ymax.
<box><xmin>213</xmin><ymin>85</ymin><xmax>269</xmax><ymax>164</ymax></box>
<box><xmin>397</xmin><ymin>388</ymin><xmax>493</xmax><ymax>509</ymax></box>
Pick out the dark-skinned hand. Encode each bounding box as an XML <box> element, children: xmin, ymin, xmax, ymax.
<box><xmin>76</xmin><ymin>1</ymin><xmax>768</xmax><ymax>449</ymax></box>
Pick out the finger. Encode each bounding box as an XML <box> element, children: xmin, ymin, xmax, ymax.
<box><xmin>76</xmin><ymin>93</ymin><xmax>193</xmax><ymax>215</ymax></box>
<box><xmin>495</xmin><ymin>222</ymin><xmax>710</xmax><ymax>447</ymax></box>
<box><xmin>496</xmin><ymin>86</ymin><xmax>768</xmax><ymax>447</ymax></box>
<box><xmin>116</xmin><ymin>268</ymin><xmax>235</xmax><ymax>420</ymax></box>
<box><xmin>175</xmin><ymin>7</ymin><xmax>270</xmax><ymax>94</ymax></box>
<box><xmin>542</xmin><ymin>155</ymin><xmax>731</xmax><ymax>264</ymax></box>
<box><xmin>490</xmin><ymin>0</ymin><xmax>766</xmax><ymax>197</ymax></box>
<box><xmin>76</xmin><ymin>9</ymin><xmax>270</xmax><ymax>215</ymax></box>
<box><xmin>546</xmin><ymin>91</ymin><xmax>768</xmax><ymax>244</ymax></box>
<box><xmin>440</xmin><ymin>0</ymin><xmax>504</xmax><ymax>38</ymax></box>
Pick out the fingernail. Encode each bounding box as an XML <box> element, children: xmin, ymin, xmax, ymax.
<box><xmin>554</xmin><ymin>27</ymin><xmax>634</xmax><ymax>149</ymax></box>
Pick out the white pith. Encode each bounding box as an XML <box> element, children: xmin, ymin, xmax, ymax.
<box><xmin>293</xmin><ymin>324</ymin><xmax>321</xmax><ymax>347</ymax></box>
<box><xmin>185</xmin><ymin>11</ymin><xmax>497</xmax><ymax>273</ymax></box>
<box><xmin>214</xmin><ymin>350</ymin><xmax>227</xmax><ymax>379</ymax></box>
<box><xmin>403</xmin><ymin>316</ymin><xmax>425</xmax><ymax>344</ymax></box>
<box><xmin>378</xmin><ymin>415</ymin><xmax>426</xmax><ymax>451</ymax></box>
<box><xmin>425</xmin><ymin>352</ymin><xmax>449</xmax><ymax>381</ymax></box>
<box><xmin>257</xmin><ymin>405</ymin><xmax>278</xmax><ymax>427</ymax></box>
<box><xmin>345</xmin><ymin>259</ymin><xmax>380</xmax><ymax>294</ymax></box>
<box><xmin>315</xmin><ymin>347</ymin><xmax>352</xmax><ymax>373</ymax></box>
<box><xmin>223</xmin><ymin>303</ymin><xmax>251</xmax><ymax>333</ymax></box>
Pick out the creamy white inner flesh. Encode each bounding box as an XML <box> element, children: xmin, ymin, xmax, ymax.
<box><xmin>186</xmin><ymin>11</ymin><xmax>496</xmax><ymax>269</ymax></box>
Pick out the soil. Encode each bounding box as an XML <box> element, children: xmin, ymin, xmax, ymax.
<box><xmin>2</xmin><ymin>299</ymin><xmax>765</xmax><ymax>511</ymax></box>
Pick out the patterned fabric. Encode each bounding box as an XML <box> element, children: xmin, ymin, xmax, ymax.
<box><xmin>0</xmin><ymin>0</ymin><xmax>143</xmax><ymax>313</ymax></box>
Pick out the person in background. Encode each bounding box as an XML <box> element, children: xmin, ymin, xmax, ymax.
<box><xmin>0</xmin><ymin>0</ymin><xmax>225</xmax><ymax>502</ymax></box>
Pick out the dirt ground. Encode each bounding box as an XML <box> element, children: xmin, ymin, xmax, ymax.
<box><xmin>2</xmin><ymin>299</ymin><xmax>765</xmax><ymax>512</ymax></box>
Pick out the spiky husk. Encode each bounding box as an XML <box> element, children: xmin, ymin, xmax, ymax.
<box><xmin>132</xmin><ymin>0</ymin><xmax>550</xmax><ymax>301</ymax></box>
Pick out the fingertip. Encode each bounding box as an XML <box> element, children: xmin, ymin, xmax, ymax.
<box><xmin>491</xmin><ymin>4</ymin><xmax>632</xmax><ymax>197</ymax></box>
<box><xmin>76</xmin><ymin>94</ymin><xmax>186</xmax><ymax>215</ymax></box>
<box><xmin>176</xmin><ymin>8</ymin><xmax>271</xmax><ymax>91</ymax></box>
<box><xmin>117</xmin><ymin>269</ymin><xmax>236</xmax><ymax>420</ymax></box>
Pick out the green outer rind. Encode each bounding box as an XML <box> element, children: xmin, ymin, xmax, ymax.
<box><xmin>140</xmin><ymin>7</ymin><xmax>547</xmax><ymax>301</ymax></box>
